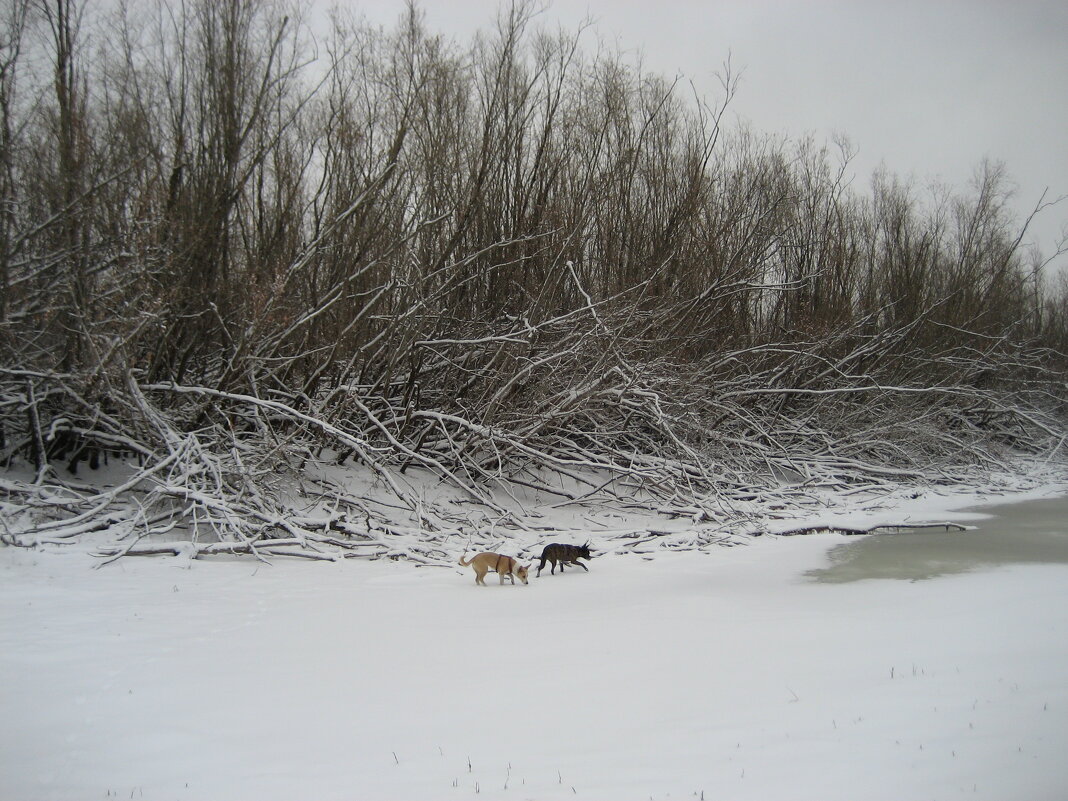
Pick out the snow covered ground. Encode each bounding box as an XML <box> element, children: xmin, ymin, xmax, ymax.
<box><xmin>3</xmin><ymin>481</ymin><xmax>1068</xmax><ymax>801</ymax></box>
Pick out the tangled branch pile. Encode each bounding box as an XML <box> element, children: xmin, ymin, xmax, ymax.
<box><xmin>2</xmin><ymin>2</ymin><xmax>1066</xmax><ymax>561</ymax></box>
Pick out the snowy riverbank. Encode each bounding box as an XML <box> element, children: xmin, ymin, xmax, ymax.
<box><xmin>3</xmin><ymin>476</ymin><xmax>1068</xmax><ymax>800</ymax></box>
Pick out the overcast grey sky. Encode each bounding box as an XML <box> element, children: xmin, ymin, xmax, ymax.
<box><xmin>335</xmin><ymin>0</ymin><xmax>1068</xmax><ymax>274</ymax></box>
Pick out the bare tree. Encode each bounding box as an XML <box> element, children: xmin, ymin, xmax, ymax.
<box><xmin>1</xmin><ymin>0</ymin><xmax>1065</xmax><ymax>562</ymax></box>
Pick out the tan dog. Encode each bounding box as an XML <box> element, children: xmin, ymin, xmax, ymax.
<box><xmin>458</xmin><ymin>552</ymin><xmax>530</xmax><ymax>586</ymax></box>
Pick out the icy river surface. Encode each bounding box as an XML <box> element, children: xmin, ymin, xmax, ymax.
<box><xmin>808</xmin><ymin>493</ymin><xmax>1068</xmax><ymax>583</ymax></box>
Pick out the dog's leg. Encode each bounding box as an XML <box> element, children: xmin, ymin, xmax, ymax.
<box><xmin>574</xmin><ymin>560</ymin><xmax>589</xmax><ymax>572</ymax></box>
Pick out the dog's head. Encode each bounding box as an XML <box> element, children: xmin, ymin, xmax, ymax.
<box><xmin>579</xmin><ymin>542</ymin><xmax>593</xmax><ymax>560</ymax></box>
<box><xmin>516</xmin><ymin>563</ymin><xmax>530</xmax><ymax>584</ymax></box>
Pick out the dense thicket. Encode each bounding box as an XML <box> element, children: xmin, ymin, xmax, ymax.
<box><xmin>2</xmin><ymin>1</ymin><xmax>1066</xmax><ymax>559</ymax></box>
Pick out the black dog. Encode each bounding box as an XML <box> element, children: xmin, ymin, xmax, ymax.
<box><xmin>536</xmin><ymin>542</ymin><xmax>592</xmax><ymax>577</ymax></box>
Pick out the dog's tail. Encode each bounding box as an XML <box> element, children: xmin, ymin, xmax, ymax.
<box><xmin>458</xmin><ymin>553</ymin><xmax>473</xmax><ymax>566</ymax></box>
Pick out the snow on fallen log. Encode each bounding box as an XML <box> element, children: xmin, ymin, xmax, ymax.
<box><xmin>770</xmin><ymin>521</ymin><xmax>970</xmax><ymax>537</ymax></box>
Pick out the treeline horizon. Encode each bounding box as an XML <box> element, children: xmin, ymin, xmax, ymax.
<box><xmin>3</xmin><ymin>0</ymin><xmax>1068</xmax><ymax>539</ymax></box>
